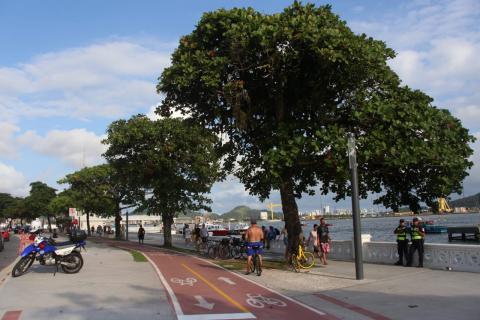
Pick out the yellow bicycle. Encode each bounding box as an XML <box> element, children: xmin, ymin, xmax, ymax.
<box><xmin>290</xmin><ymin>244</ymin><xmax>315</xmax><ymax>272</ymax></box>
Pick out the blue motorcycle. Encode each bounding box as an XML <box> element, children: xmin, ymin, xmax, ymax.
<box><xmin>12</xmin><ymin>230</ymin><xmax>87</xmax><ymax>277</ymax></box>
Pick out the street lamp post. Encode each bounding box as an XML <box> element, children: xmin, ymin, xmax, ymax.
<box><xmin>348</xmin><ymin>134</ymin><xmax>364</xmax><ymax>280</ymax></box>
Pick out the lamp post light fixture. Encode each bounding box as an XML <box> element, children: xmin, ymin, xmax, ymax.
<box><xmin>348</xmin><ymin>134</ymin><xmax>364</xmax><ymax>280</ymax></box>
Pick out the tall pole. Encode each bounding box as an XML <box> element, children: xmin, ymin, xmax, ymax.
<box><xmin>126</xmin><ymin>211</ymin><xmax>129</xmax><ymax>241</ymax></box>
<box><xmin>348</xmin><ymin>134</ymin><xmax>364</xmax><ymax>280</ymax></box>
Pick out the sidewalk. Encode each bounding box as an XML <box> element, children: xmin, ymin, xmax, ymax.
<box><xmin>0</xmin><ymin>240</ymin><xmax>175</xmax><ymax>320</ymax></box>
<box><xmin>128</xmin><ymin>233</ymin><xmax>480</xmax><ymax>320</ymax></box>
<box><xmin>1</xmin><ymin>233</ymin><xmax>479</xmax><ymax>320</ymax></box>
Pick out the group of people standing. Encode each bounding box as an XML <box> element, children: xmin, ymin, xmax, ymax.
<box><xmin>260</xmin><ymin>225</ymin><xmax>281</xmax><ymax>250</ymax></box>
<box><xmin>182</xmin><ymin>223</ymin><xmax>209</xmax><ymax>248</ymax></box>
<box><xmin>394</xmin><ymin>217</ymin><xmax>425</xmax><ymax>267</ymax></box>
<box><xmin>307</xmin><ymin>218</ymin><xmax>331</xmax><ymax>265</ymax></box>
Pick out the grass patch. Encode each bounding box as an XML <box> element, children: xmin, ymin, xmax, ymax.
<box><xmin>130</xmin><ymin>250</ymin><xmax>148</xmax><ymax>262</ymax></box>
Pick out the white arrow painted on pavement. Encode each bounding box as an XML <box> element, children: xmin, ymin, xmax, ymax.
<box><xmin>194</xmin><ymin>295</ymin><xmax>215</xmax><ymax>310</ymax></box>
<box><xmin>218</xmin><ymin>277</ymin><xmax>236</xmax><ymax>285</ymax></box>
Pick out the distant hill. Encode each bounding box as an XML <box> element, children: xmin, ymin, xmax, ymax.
<box><xmin>450</xmin><ymin>193</ymin><xmax>480</xmax><ymax>208</ymax></box>
<box><xmin>221</xmin><ymin>205</ymin><xmax>282</xmax><ymax>221</ymax></box>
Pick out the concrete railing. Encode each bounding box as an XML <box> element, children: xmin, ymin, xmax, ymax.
<box><xmin>169</xmin><ymin>233</ymin><xmax>480</xmax><ymax>273</ymax></box>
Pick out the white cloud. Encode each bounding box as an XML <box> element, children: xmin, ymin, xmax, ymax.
<box><xmin>17</xmin><ymin>128</ymin><xmax>107</xmax><ymax>168</ymax></box>
<box><xmin>0</xmin><ymin>162</ymin><xmax>29</xmax><ymax>196</ymax></box>
<box><xmin>0</xmin><ymin>122</ymin><xmax>20</xmax><ymax>157</ymax></box>
<box><xmin>454</xmin><ymin>104</ymin><xmax>480</xmax><ymax>128</ymax></box>
<box><xmin>462</xmin><ymin>132</ymin><xmax>480</xmax><ymax>195</ymax></box>
<box><xmin>350</xmin><ymin>0</ymin><xmax>480</xmax><ymax>131</ymax></box>
<box><xmin>0</xmin><ymin>40</ymin><xmax>170</xmax><ymax>121</ymax></box>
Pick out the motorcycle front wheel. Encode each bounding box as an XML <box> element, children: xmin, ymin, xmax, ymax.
<box><xmin>61</xmin><ymin>251</ymin><xmax>83</xmax><ymax>274</ymax></box>
<box><xmin>12</xmin><ymin>255</ymin><xmax>34</xmax><ymax>277</ymax></box>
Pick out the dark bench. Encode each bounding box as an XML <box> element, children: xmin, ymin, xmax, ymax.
<box><xmin>447</xmin><ymin>226</ymin><xmax>480</xmax><ymax>242</ymax></box>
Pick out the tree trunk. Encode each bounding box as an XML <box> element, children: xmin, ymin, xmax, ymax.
<box><xmin>162</xmin><ymin>214</ymin><xmax>174</xmax><ymax>247</ymax></box>
<box><xmin>86</xmin><ymin>212</ymin><xmax>91</xmax><ymax>236</ymax></box>
<box><xmin>279</xmin><ymin>179</ymin><xmax>301</xmax><ymax>256</ymax></box>
<box><xmin>115</xmin><ymin>204</ymin><xmax>122</xmax><ymax>240</ymax></box>
<box><xmin>47</xmin><ymin>215</ymin><xmax>52</xmax><ymax>232</ymax></box>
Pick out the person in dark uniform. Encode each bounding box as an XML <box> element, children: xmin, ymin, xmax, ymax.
<box><xmin>407</xmin><ymin>217</ymin><xmax>425</xmax><ymax>268</ymax></box>
<box><xmin>138</xmin><ymin>224</ymin><xmax>145</xmax><ymax>244</ymax></box>
<box><xmin>394</xmin><ymin>219</ymin><xmax>408</xmax><ymax>265</ymax></box>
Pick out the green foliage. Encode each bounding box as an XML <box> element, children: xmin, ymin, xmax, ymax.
<box><xmin>157</xmin><ymin>2</ymin><xmax>474</xmax><ymax>219</ymax></box>
<box><xmin>221</xmin><ymin>205</ymin><xmax>281</xmax><ymax>221</ymax></box>
<box><xmin>3</xmin><ymin>197</ymin><xmax>30</xmax><ymax>222</ymax></box>
<box><xmin>25</xmin><ymin>181</ymin><xmax>56</xmax><ymax>219</ymax></box>
<box><xmin>58</xmin><ymin>164</ymin><xmax>134</xmax><ymax>239</ymax></box>
<box><xmin>103</xmin><ymin>116</ymin><xmax>222</xmax><ymax>246</ymax></box>
<box><xmin>48</xmin><ymin>190</ymin><xmax>76</xmax><ymax>217</ymax></box>
<box><xmin>59</xmin><ymin>165</ymin><xmax>117</xmax><ymax>217</ymax></box>
<box><xmin>221</xmin><ymin>205</ymin><xmax>259</xmax><ymax>221</ymax></box>
<box><xmin>0</xmin><ymin>193</ymin><xmax>16</xmax><ymax>219</ymax></box>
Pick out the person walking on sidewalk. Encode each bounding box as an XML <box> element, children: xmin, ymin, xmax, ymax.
<box><xmin>394</xmin><ymin>219</ymin><xmax>409</xmax><ymax>266</ymax></box>
<box><xmin>307</xmin><ymin>224</ymin><xmax>320</xmax><ymax>261</ymax></box>
<box><xmin>200</xmin><ymin>224</ymin><xmax>209</xmax><ymax>243</ymax></box>
<box><xmin>96</xmin><ymin>225</ymin><xmax>103</xmax><ymax>237</ymax></box>
<box><xmin>407</xmin><ymin>217</ymin><xmax>425</xmax><ymax>268</ymax></box>
<box><xmin>138</xmin><ymin>225</ymin><xmax>145</xmax><ymax>244</ymax></box>
<box><xmin>317</xmin><ymin>218</ymin><xmax>331</xmax><ymax>265</ymax></box>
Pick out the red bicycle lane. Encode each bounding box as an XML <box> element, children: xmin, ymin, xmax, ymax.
<box><xmin>116</xmin><ymin>243</ymin><xmax>339</xmax><ymax>320</ymax></box>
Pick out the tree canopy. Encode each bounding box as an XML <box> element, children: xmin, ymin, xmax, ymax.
<box><xmin>103</xmin><ymin>116</ymin><xmax>221</xmax><ymax>246</ymax></box>
<box><xmin>25</xmin><ymin>181</ymin><xmax>57</xmax><ymax>230</ymax></box>
<box><xmin>157</xmin><ymin>2</ymin><xmax>475</xmax><ymax>252</ymax></box>
<box><xmin>59</xmin><ymin>164</ymin><xmax>132</xmax><ymax>238</ymax></box>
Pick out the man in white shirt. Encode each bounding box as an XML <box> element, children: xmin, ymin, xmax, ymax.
<box><xmin>200</xmin><ymin>224</ymin><xmax>209</xmax><ymax>243</ymax></box>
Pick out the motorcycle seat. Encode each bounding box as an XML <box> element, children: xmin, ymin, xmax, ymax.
<box><xmin>55</xmin><ymin>241</ymin><xmax>76</xmax><ymax>247</ymax></box>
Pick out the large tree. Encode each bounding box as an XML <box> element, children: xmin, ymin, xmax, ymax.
<box><xmin>103</xmin><ymin>116</ymin><xmax>221</xmax><ymax>247</ymax></box>
<box><xmin>59</xmin><ymin>164</ymin><xmax>132</xmax><ymax>239</ymax></box>
<box><xmin>25</xmin><ymin>181</ymin><xmax>57</xmax><ymax>231</ymax></box>
<box><xmin>4</xmin><ymin>197</ymin><xmax>31</xmax><ymax>225</ymax></box>
<box><xmin>157</xmin><ymin>3</ymin><xmax>475</xmax><ymax>253</ymax></box>
<box><xmin>0</xmin><ymin>193</ymin><xmax>15</xmax><ymax>221</ymax></box>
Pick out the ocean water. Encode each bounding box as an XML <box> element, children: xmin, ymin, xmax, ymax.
<box><xmin>258</xmin><ymin>213</ymin><xmax>480</xmax><ymax>244</ymax></box>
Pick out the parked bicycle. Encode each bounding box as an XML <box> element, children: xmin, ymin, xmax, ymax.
<box><xmin>230</xmin><ymin>237</ymin><xmax>247</xmax><ymax>260</ymax></box>
<box><xmin>207</xmin><ymin>238</ymin><xmax>231</xmax><ymax>259</ymax></box>
<box><xmin>290</xmin><ymin>243</ymin><xmax>315</xmax><ymax>272</ymax></box>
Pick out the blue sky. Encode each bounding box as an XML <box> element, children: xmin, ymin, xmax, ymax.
<box><xmin>1</xmin><ymin>0</ymin><xmax>479</xmax><ymax>213</ymax></box>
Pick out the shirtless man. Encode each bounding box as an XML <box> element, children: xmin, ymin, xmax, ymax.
<box><xmin>245</xmin><ymin>218</ymin><xmax>264</xmax><ymax>275</ymax></box>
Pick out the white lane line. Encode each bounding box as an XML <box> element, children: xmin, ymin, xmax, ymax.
<box><xmin>139</xmin><ymin>245</ymin><xmax>325</xmax><ymax>316</ymax></box>
<box><xmin>143</xmin><ymin>252</ymin><xmax>185</xmax><ymax>317</ymax></box>
<box><xmin>191</xmin><ymin>255</ymin><xmax>327</xmax><ymax>317</ymax></box>
<box><xmin>117</xmin><ymin>245</ymin><xmax>256</xmax><ymax>320</ymax></box>
<box><xmin>178</xmin><ymin>313</ymin><xmax>255</xmax><ymax>320</ymax></box>
<box><xmin>218</xmin><ymin>277</ymin><xmax>236</xmax><ymax>285</ymax></box>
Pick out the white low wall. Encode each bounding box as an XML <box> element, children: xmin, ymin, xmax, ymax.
<box><xmin>170</xmin><ymin>233</ymin><xmax>480</xmax><ymax>273</ymax></box>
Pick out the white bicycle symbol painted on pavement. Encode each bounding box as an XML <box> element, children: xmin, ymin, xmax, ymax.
<box><xmin>170</xmin><ymin>277</ymin><xmax>197</xmax><ymax>286</ymax></box>
<box><xmin>245</xmin><ymin>293</ymin><xmax>287</xmax><ymax>308</ymax></box>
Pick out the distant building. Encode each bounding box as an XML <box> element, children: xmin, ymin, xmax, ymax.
<box><xmin>324</xmin><ymin>206</ymin><xmax>331</xmax><ymax>214</ymax></box>
<box><xmin>260</xmin><ymin>211</ymin><xmax>268</xmax><ymax>220</ymax></box>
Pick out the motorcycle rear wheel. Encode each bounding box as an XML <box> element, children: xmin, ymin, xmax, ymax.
<box><xmin>61</xmin><ymin>251</ymin><xmax>83</xmax><ymax>274</ymax></box>
<box><xmin>12</xmin><ymin>255</ymin><xmax>34</xmax><ymax>277</ymax></box>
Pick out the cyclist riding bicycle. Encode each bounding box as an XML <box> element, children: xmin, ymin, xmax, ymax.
<box><xmin>245</xmin><ymin>218</ymin><xmax>264</xmax><ymax>275</ymax></box>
